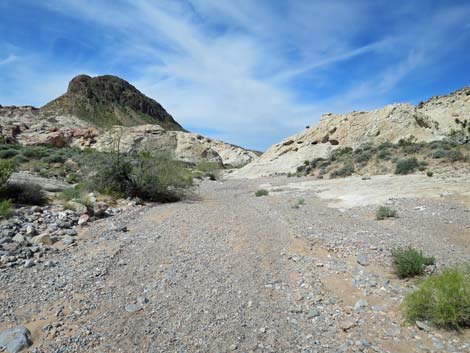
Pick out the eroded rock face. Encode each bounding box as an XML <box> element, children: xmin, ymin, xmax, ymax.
<box><xmin>232</xmin><ymin>87</ymin><xmax>470</xmax><ymax>178</ymax></box>
<box><xmin>0</xmin><ymin>75</ymin><xmax>258</xmax><ymax>167</ymax></box>
<box><xmin>93</xmin><ymin>125</ymin><xmax>257</xmax><ymax>167</ymax></box>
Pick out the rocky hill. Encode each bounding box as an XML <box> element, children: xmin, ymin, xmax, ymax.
<box><xmin>233</xmin><ymin>87</ymin><xmax>470</xmax><ymax>178</ymax></box>
<box><xmin>42</xmin><ymin>75</ymin><xmax>185</xmax><ymax>131</ymax></box>
<box><xmin>0</xmin><ymin>75</ymin><xmax>257</xmax><ymax>167</ymax></box>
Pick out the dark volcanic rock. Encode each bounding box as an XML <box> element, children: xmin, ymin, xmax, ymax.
<box><xmin>41</xmin><ymin>74</ymin><xmax>185</xmax><ymax>131</ymax></box>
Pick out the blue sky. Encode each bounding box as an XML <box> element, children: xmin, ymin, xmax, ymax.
<box><xmin>1</xmin><ymin>0</ymin><xmax>470</xmax><ymax>151</ymax></box>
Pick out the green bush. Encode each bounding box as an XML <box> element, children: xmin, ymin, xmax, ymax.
<box><xmin>1</xmin><ymin>183</ymin><xmax>48</xmax><ymax>205</ymax></box>
<box><xmin>329</xmin><ymin>147</ymin><xmax>353</xmax><ymax>162</ymax></box>
<box><xmin>292</xmin><ymin>197</ymin><xmax>305</xmax><ymax>209</ymax></box>
<box><xmin>0</xmin><ymin>160</ymin><xmax>14</xmax><ymax>189</ymax></box>
<box><xmin>12</xmin><ymin>155</ymin><xmax>29</xmax><ymax>165</ymax></box>
<box><xmin>255</xmin><ymin>189</ymin><xmax>269</xmax><ymax>197</ymax></box>
<box><xmin>42</xmin><ymin>154</ymin><xmax>66</xmax><ymax>164</ymax></box>
<box><xmin>391</xmin><ymin>247</ymin><xmax>435</xmax><ymax>278</ymax></box>
<box><xmin>376</xmin><ymin>206</ymin><xmax>398</xmax><ymax>220</ymax></box>
<box><xmin>395</xmin><ymin>158</ymin><xmax>419</xmax><ymax>175</ymax></box>
<box><xmin>58</xmin><ymin>188</ymin><xmax>81</xmax><ymax>201</ymax></box>
<box><xmin>330</xmin><ymin>163</ymin><xmax>354</xmax><ymax>178</ymax></box>
<box><xmin>354</xmin><ymin>151</ymin><xmax>372</xmax><ymax>163</ymax></box>
<box><xmin>377</xmin><ymin>149</ymin><xmax>392</xmax><ymax>160</ymax></box>
<box><xmin>88</xmin><ymin>151</ymin><xmax>193</xmax><ymax>202</ymax></box>
<box><xmin>0</xmin><ymin>149</ymin><xmax>19</xmax><ymax>159</ymax></box>
<box><xmin>0</xmin><ymin>199</ymin><xmax>12</xmax><ymax>219</ymax></box>
<box><xmin>426</xmin><ymin>171</ymin><xmax>434</xmax><ymax>177</ymax></box>
<box><xmin>403</xmin><ymin>264</ymin><xmax>470</xmax><ymax>330</ymax></box>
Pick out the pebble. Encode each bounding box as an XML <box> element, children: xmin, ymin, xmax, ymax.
<box><xmin>356</xmin><ymin>254</ymin><xmax>369</xmax><ymax>266</ymax></box>
<box><xmin>354</xmin><ymin>299</ymin><xmax>368</xmax><ymax>313</ymax></box>
<box><xmin>124</xmin><ymin>304</ymin><xmax>141</xmax><ymax>313</ymax></box>
<box><xmin>23</xmin><ymin>259</ymin><xmax>34</xmax><ymax>268</ymax></box>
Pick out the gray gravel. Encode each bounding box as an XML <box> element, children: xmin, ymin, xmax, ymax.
<box><xmin>0</xmin><ymin>177</ymin><xmax>469</xmax><ymax>352</ymax></box>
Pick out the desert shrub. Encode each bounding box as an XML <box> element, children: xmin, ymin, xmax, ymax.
<box><xmin>395</xmin><ymin>158</ymin><xmax>419</xmax><ymax>175</ymax></box>
<box><xmin>0</xmin><ymin>149</ymin><xmax>19</xmax><ymax>159</ymax></box>
<box><xmin>432</xmin><ymin>149</ymin><xmax>464</xmax><ymax>161</ymax></box>
<box><xmin>310</xmin><ymin>158</ymin><xmax>325</xmax><ymax>169</ymax></box>
<box><xmin>195</xmin><ymin>160</ymin><xmax>220</xmax><ymax>180</ymax></box>
<box><xmin>398</xmin><ymin>136</ymin><xmax>417</xmax><ymax>147</ymax></box>
<box><xmin>255</xmin><ymin>189</ymin><xmax>269</xmax><ymax>197</ymax></box>
<box><xmin>376</xmin><ymin>206</ymin><xmax>398</xmax><ymax>220</ymax></box>
<box><xmin>65</xmin><ymin>172</ymin><xmax>79</xmax><ymax>184</ymax></box>
<box><xmin>355</xmin><ymin>150</ymin><xmax>372</xmax><ymax>163</ymax></box>
<box><xmin>58</xmin><ymin>188</ymin><xmax>82</xmax><ymax>201</ymax></box>
<box><xmin>402</xmin><ymin>143</ymin><xmax>422</xmax><ymax>154</ymax></box>
<box><xmin>133</xmin><ymin>152</ymin><xmax>193</xmax><ymax>202</ymax></box>
<box><xmin>377</xmin><ymin>149</ymin><xmax>392</xmax><ymax>160</ymax></box>
<box><xmin>329</xmin><ymin>147</ymin><xmax>353</xmax><ymax>162</ymax></box>
<box><xmin>429</xmin><ymin>140</ymin><xmax>453</xmax><ymax>150</ymax></box>
<box><xmin>12</xmin><ymin>155</ymin><xmax>29</xmax><ymax>165</ymax></box>
<box><xmin>446</xmin><ymin>149</ymin><xmax>464</xmax><ymax>162</ymax></box>
<box><xmin>0</xmin><ymin>199</ymin><xmax>12</xmax><ymax>219</ymax></box>
<box><xmin>378</xmin><ymin>141</ymin><xmax>394</xmax><ymax>150</ymax></box>
<box><xmin>42</xmin><ymin>154</ymin><xmax>66</xmax><ymax>164</ymax></box>
<box><xmin>391</xmin><ymin>247</ymin><xmax>435</xmax><ymax>278</ymax></box>
<box><xmin>1</xmin><ymin>183</ymin><xmax>48</xmax><ymax>205</ymax></box>
<box><xmin>292</xmin><ymin>197</ymin><xmax>305</xmax><ymax>209</ymax></box>
<box><xmin>427</xmin><ymin>171</ymin><xmax>434</xmax><ymax>177</ymax></box>
<box><xmin>432</xmin><ymin>150</ymin><xmax>447</xmax><ymax>159</ymax></box>
<box><xmin>0</xmin><ymin>160</ymin><xmax>14</xmax><ymax>189</ymax></box>
<box><xmin>403</xmin><ymin>264</ymin><xmax>470</xmax><ymax>330</ymax></box>
<box><xmin>330</xmin><ymin>163</ymin><xmax>354</xmax><ymax>178</ymax></box>
<box><xmin>88</xmin><ymin>151</ymin><xmax>193</xmax><ymax>202</ymax></box>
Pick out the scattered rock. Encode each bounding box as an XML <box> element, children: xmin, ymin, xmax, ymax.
<box><xmin>78</xmin><ymin>214</ymin><xmax>90</xmax><ymax>226</ymax></box>
<box><xmin>23</xmin><ymin>259</ymin><xmax>34</xmax><ymax>268</ymax></box>
<box><xmin>31</xmin><ymin>233</ymin><xmax>53</xmax><ymax>246</ymax></box>
<box><xmin>354</xmin><ymin>299</ymin><xmax>368</xmax><ymax>313</ymax></box>
<box><xmin>356</xmin><ymin>254</ymin><xmax>369</xmax><ymax>266</ymax></box>
<box><xmin>124</xmin><ymin>304</ymin><xmax>141</xmax><ymax>313</ymax></box>
<box><xmin>0</xmin><ymin>326</ymin><xmax>32</xmax><ymax>353</ymax></box>
<box><xmin>416</xmin><ymin>321</ymin><xmax>431</xmax><ymax>332</ymax></box>
<box><xmin>341</xmin><ymin>321</ymin><xmax>356</xmax><ymax>332</ymax></box>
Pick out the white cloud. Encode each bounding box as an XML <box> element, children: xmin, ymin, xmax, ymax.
<box><xmin>0</xmin><ymin>54</ymin><xmax>18</xmax><ymax>66</ymax></box>
<box><xmin>4</xmin><ymin>0</ymin><xmax>470</xmax><ymax>150</ymax></box>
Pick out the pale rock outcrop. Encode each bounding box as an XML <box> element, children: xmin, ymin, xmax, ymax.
<box><xmin>93</xmin><ymin>125</ymin><xmax>257</xmax><ymax>167</ymax></box>
<box><xmin>233</xmin><ymin>87</ymin><xmax>470</xmax><ymax>178</ymax></box>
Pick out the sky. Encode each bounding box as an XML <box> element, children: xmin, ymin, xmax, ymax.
<box><xmin>1</xmin><ymin>1</ymin><xmax>470</xmax><ymax>151</ymax></box>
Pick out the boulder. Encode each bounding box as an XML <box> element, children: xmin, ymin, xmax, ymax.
<box><xmin>0</xmin><ymin>326</ymin><xmax>32</xmax><ymax>353</ymax></box>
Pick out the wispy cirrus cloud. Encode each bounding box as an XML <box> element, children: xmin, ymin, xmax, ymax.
<box><xmin>1</xmin><ymin>0</ymin><xmax>470</xmax><ymax>150</ymax></box>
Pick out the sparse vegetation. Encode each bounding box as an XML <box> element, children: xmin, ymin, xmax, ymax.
<box><xmin>391</xmin><ymin>247</ymin><xmax>435</xmax><ymax>278</ymax></box>
<box><xmin>292</xmin><ymin>197</ymin><xmax>305</xmax><ymax>209</ymax></box>
<box><xmin>427</xmin><ymin>171</ymin><xmax>434</xmax><ymax>177</ymax></box>
<box><xmin>290</xmin><ymin>135</ymin><xmax>469</xmax><ymax>178</ymax></box>
<box><xmin>403</xmin><ymin>263</ymin><xmax>470</xmax><ymax>330</ymax></box>
<box><xmin>330</xmin><ymin>163</ymin><xmax>354</xmax><ymax>178</ymax></box>
<box><xmin>0</xmin><ymin>160</ymin><xmax>14</xmax><ymax>190</ymax></box>
<box><xmin>0</xmin><ymin>199</ymin><xmax>12</xmax><ymax>219</ymax></box>
<box><xmin>394</xmin><ymin>158</ymin><xmax>419</xmax><ymax>175</ymax></box>
<box><xmin>255</xmin><ymin>189</ymin><xmax>269</xmax><ymax>197</ymax></box>
<box><xmin>87</xmin><ymin>150</ymin><xmax>193</xmax><ymax>202</ymax></box>
<box><xmin>1</xmin><ymin>183</ymin><xmax>48</xmax><ymax>206</ymax></box>
<box><xmin>376</xmin><ymin>206</ymin><xmax>398</xmax><ymax>220</ymax></box>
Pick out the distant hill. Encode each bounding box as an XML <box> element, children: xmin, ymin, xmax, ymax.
<box><xmin>42</xmin><ymin>74</ymin><xmax>185</xmax><ymax>131</ymax></box>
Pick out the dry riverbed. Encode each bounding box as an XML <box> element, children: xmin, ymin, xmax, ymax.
<box><xmin>1</xmin><ymin>174</ymin><xmax>469</xmax><ymax>352</ymax></box>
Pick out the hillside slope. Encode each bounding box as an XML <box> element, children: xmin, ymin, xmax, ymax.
<box><xmin>233</xmin><ymin>87</ymin><xmax>470</xmax><ymax>178</ymax></box>
<box><xmin>42</xmin><ymin>75</ymin><xmax>185</xmax><ymax>131</ymax></box>
<box><xmin>0</xmin><ymin>75</ymin><xmax>257</xmax><ymax>167</ymax></box>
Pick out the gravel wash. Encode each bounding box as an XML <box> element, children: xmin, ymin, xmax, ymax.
<box><xmin>1</xmin><ymin>177</ymin><xmax>469</xmax><ymax>353</ymax></box>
